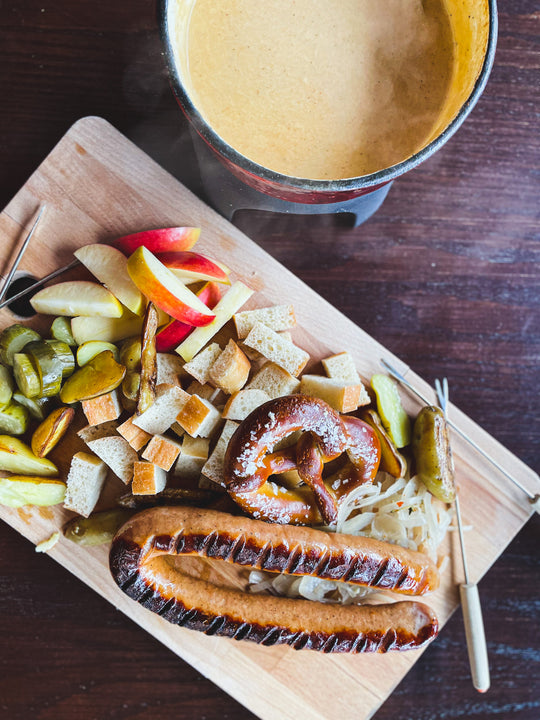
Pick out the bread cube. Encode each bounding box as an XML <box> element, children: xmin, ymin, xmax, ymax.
<box><xmin>173</xmin><ymin>436</ymin><xmax>210</xmax><ymax>480</ymax></box>
<box><xmin>132</xmin><ymin>461</ymin><xmax>167</xmax><ymax>495</ymax></box>
<box><xmin>117</xmin><ymin>414</ymin><xmax>152</xmax><ymax>451</ymax></box>
<box><xmin>243</xmin><ymin>322</ymin><xmax>309</xmax><ymax>377</ymax></box>
<box><xmin>201</xmin><ymin>420</ymin><xmax>239</xmax><ymax>487</ymax></box>
<box><xmin>209</xmin><ymin>339</ymin><xmax>251</xmax><ymax>394</ymax></box>
<box><xmin>222</xmin><ymin>388</ymin><xmax>270</xmax><ymax>420</ymax></box>
<box><xmin>299</xmin><ymin>374</ymin><xmax>366</xmax><ymax>413</ymax></box>
<box><xmin>247</xmin><ymin>362</ymin><xmax>300</xmax><ymax>399</ymax></box>
<box><xmin>133</xmin><ymin>383</ymin><xmax>190</xmax><ymax>435</ymax></box>
<box><xmin>141</xmin><ymin>435</ymin><xmax>182</xmax><ymax>471</ymax></box>
<box><xmin>81</xmin><ymin>390</ymin><xmax>121</xmax><ymax>426</ymax></box>
<box><xmin>176</xmin><ymin>395</ymin><xmax>221</xmax><ymax>438</ymax></box>
<box><xmin>183</xmin><ymin>343</ymin><xmax>222</xmax><ymax>385</ymax></box>
<box><xmin>234</xmin><ymin>305</ymin><xmax>296</xmax><ymax>339</ymax></box>
<box><xmin>85</xmin><ymin>436</ymin><xmax>139</xmax><ymax>484</ymax></box>
<box><xmin>64</xmin><ymin>452</ymin><xmax>107</xmax><ymax>517</ymax></box>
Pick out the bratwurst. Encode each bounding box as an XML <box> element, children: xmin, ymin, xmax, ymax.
<box><xmin>110</xmin><ymin>506</ymin><xmax>439</xmax><ymax>652</ymax></box>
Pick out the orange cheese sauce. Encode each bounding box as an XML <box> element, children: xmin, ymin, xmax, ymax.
<box><xmin>184</xmin><ymin>0</ymin><xmax>455</xmax><ymax>179</ymax></box>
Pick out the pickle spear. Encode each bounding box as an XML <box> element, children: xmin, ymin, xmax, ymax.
<box><xmin>412</xmin><ymin>405</ymin><xmax>455</xmax><ymax>503</ymax></box>
<box><xmin>63</xmin><ymin>508</ymin><xmax>133</xmax><ymax>546</ymax></box>
<box><xmin>371</xmin><ymin>374</ymin><xmax>412</xmax><ymax>448</ymax></box>
<box><xmin>0</xmin><ymin>324</ymin><xmax>41</xmax><ymax>366</ymax></box>
<box><xmin>0</xmin><ymin>364</ymin><xmax>14</xmax><ymax>407</ymax></box>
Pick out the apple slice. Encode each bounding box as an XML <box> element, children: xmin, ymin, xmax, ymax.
<box><xmin>156</xmin><ymin>282</ymin><xmax>222</xmax><ymax>352</ymax></box>
<box><xmin>74</xmin><ymin>244</ymin><xmax>145</xmax><ymax>316</ymax></box>
<box><xmin>157</xmin><ymin>251</ymin><xmax>230</xmax><ymax>285</ymax></box>
<box><xmin>176</xmin><ymin>281</ymin><xmax>254</xmax><ymax>362</ymax></box>
<box><xmin>114</xmin><ymin>227</ymin><xmax>201</xmax><ymax>256</ymax></box>
<box><xmin>127</xmin><ymin>246</ymin><xmax>215</xmax><ymax>327</ymax></box>
<box><xmin>71</xmin><ymin>309</ymin><xmax>143</xmax><ymax>345</ymax></box>
<box><xmin>30</xmin><ymin>281</ymin><xmax>123</xmax><ymax>318</ymax></box>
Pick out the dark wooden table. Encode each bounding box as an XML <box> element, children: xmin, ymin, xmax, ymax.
<box><xmin>1</xmin><ymin>2</ymin><xmax>539</xmax><ymax>718</ymax></box>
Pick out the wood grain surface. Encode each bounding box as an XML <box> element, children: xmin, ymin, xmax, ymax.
<box><xmin>0</xmin><ymin>2</ymin><xmax>539</xmax><ymax>719</ymax></box>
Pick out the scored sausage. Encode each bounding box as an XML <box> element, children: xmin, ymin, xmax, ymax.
<box><xmin>110</xmin><ymin>507</ymin><xmax>439</xmax><ymax>653</ymax></box>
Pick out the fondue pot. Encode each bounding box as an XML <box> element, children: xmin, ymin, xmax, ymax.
<box><xmin>159</xmin><ymin>0</ymin><xmax>497</xmax><ymax>220</ymax></box>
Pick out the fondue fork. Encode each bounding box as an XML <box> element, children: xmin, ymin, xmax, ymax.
<box><xmin>435</xmin><ymin>377</ymin><xmax>490</xmax><ymax>693</ymax></box>
<box><xmin>380</xmin><ymin>358</ymin><xmax>540</xmax><ymax>512</ymax></box>
<box><xmin>0</xmin><ymin>205</ymin><xmax>47</xmax><ymax>304</ymax></box>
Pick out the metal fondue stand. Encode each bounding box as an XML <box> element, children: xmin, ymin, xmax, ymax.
<box><xmin>190</xmin><ymin>129</ymin><xmax>393</xmax><ymax>226</ymax></box>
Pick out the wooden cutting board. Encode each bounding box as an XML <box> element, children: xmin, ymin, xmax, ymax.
<box><xmin>0</xmin><ymin>117</ymin><xmax>537</xmax><ymax>720</ymax></box>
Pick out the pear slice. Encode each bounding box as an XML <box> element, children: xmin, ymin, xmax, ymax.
<box><xmin>59</xmin><ymin>350</ymin><xmax>126</xmax><ymax>404</ymax></box>
<box><xmin>30</xmin><ymin>281</ymin><xmax>123</xmax><ymax>318</ymax></box>
<box><xmin>0</xmin><ymin>476</ymin><xmax>66</xmax><ymax>507</ymax></box>
<box><xmin>0</xmin><ymin>436</ymin><xmax>58</xmax><ymax>476</ymax></box>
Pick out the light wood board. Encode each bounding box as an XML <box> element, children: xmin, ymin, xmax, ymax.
<box><xmin>0</xmin><ymin>117</ymin><xmax>537</xmax><ymax>720</ymax></box>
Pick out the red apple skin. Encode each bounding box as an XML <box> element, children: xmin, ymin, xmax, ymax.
<box><xmin>156</xmin><ymin>282</ymin><xmax>221</xmax><ymax>352</ymax></box>
<box><xmin>157</xmin><ymin>251</ymin><xmax>230</xmax><ymax>284</ymax></box>
<box><xmin>127</xmin><ymin>247</ymin><xmax>215</xmax><ymax>327</ymax></box>
<box><xmin>114</xmin><ymin>227</ymin><xmax>200</xmax><ymax>256</ymax></box>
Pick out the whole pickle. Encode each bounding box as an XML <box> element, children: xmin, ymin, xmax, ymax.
<box><xmin>63</xmin><ymin>508</ymin><xmax>133</xmax><ymax>546</ymax></box>
<box><xmin>412</xmin><ymin>406</ymin><xmax>455</xmax><ymax>503</ymax></box>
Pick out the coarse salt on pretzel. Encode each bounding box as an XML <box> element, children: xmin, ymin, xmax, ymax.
<box><xmin>223</xmin><ymin>395</ymin><xmax>381</xmax><ymax>525</ymax></box>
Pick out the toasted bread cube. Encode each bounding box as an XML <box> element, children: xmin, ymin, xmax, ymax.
<box><xmin>81</xmin><ymin>390</ymin><xmax>121</xmax><ymax>426</ymax></box>
<box><xmin>77</xmin><ymin>421</ymin><xmax>119</xmax><ymax>444</ymax></box>
<box><xmin>300</xmin><ymin>374</ymin><xmax>365</xmax><ymax>413</ymax></box>
<box><xmin>133</xmin><ymin>383</ymin><xmax>190</xmax><ymax>435</ymax></box>
<box><xmin>156</xmin><ymin>352</ymin><xmax>185</xmax><ymax>386</ymax></box>
<box><xmin>243</xmin><ymin>322</ymin><xmax>309</xmax><ymax>377</ymax></box>
<box><xmin>170</xmin><ymin>421</ymin><xmax>186</xmax><ymax>438</ymax></box>
<box><xmin>141</xmin><ymin>435</ymin><xmax>182</xmax><ymax>471</ymax></box>
<box><xmin>173</xmin><ymin>436</ymin><xmax>210</xmax><ymax>480</ymax></box>
<box><xmin>201</xmin><ymin>420</ymin><xmax>239</xmax><ymax>487</ymax></box>
<box><xmin>222</xmin><ymin>388</ymin><xmax>270</xmax><ymax>420</ymax></box>
<box><xmin>117</xmin><ymin>414</ymin><xmax>152</xmax><ymax>451</ymax></box>
<box><xmin>321</xmin><ymin>351</ymin><xmax>361</xmax><ymax>383</ymax></box>
<box><xmin>234</xmin><ymin>305</ymin><xmax>296</xmax><ymax>339</ymax></box>
<box><xmin>64</xmin><ymin>452</ymin><xmax>107</xmax><ymax>517</ymax></box>
<box><xmin>85</xmin><ymin>436</ymin><xmax>139</xmax><ymax>484</ymax></box>
<box><xmin>132</xmin><ymin>461</ymin><xmax>167</xmax><ymax>495</ymax></box>
<box><xmin>322</xmin><ymin>352</ymin><xmax>371</xmax><ymax>407</ymax></box>
<box><xmin>186</xmin><ymin>380</ymin><xmax>223</xmax><ymax>403</ymax></box>
<box><xmin>209</xmin><ymin>339</ymin><xmax>251</xmax><ymax>394</ymax></box>
<box><xmin>247</xmin><ymin>362</ymin><xmax>300</xmax><ymax>399</ymax></box>
<box><xmin>183</xmin><ymin>343</ymin><xmax>222</xmax><ymax>384</ymax></box>
<box><xmin>176</xmin><ymin>395</ymin><xmax>221</xmax><ymax>438</ymax></box>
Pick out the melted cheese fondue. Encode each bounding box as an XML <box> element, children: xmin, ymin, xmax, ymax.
<box><xmin>183</xmin><ymin>0</ymin><xmax>455</xmax><ymax>179</ymax></box>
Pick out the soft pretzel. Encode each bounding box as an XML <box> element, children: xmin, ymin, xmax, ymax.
<box><xmin>223</xmin><ymin>395</ymin><xmax>381</xmax><ymax>525</ymax></box>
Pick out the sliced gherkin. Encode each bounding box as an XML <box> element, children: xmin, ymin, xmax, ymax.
<box><xmin>0</xmin><ymin>402</ymin><xmax>30</xmax><ymax>435</ymax></box>
<box><xmin>12</xmin><ymin>392</ymin><xmax>49</xmax><ymax>421</ymax></box>
<box><xmin>13</xmin><ymin>353</ymin><xmax>41</xmax><ymax>398</ymax></box>
<box><xmin>0</xmin><ymin>364</ymin><xmax>14</xmax><ymax>408</ymax></box>
<box><xmin>50</xmin><ymin>316</ymin><xmax>77</xmax><ymax>346</ymax></box>
<box><xmin>45</xmin><ymin>339</ymin><xmax>75</xmax><ymax>378</ymax></box>
<box><xmin>24</xmin><ymin>341</ymin><xmax>63</xmax><ymax>397</ymax></box>
<box><xmin>0</xmin><ymin>324</ymin><xmax>41</xmax><ymax>366</ymax></box>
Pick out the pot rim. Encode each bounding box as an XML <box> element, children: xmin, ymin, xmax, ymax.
<box><xmin>158</xmin><ymin>0</ymin><xmax>498</xmax><ymax>193</ymax></box>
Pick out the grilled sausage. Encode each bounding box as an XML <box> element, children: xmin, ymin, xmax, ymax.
<box><xmin>110</xmin><ymin>506</ymin><xmax>439</xmax><ymax>653</ymax></box>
